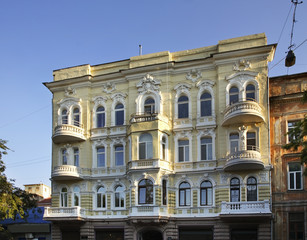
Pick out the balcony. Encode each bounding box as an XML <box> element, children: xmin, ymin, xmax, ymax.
<box><xmin>224</xmin><ymin>146</ymin><xmax>264</xmax><ymax>171</ymax></box>
<box><xmin>130</xmin><ymin>112</ymin><xmax>158</xmax><ymax>123</ymax></box>
<box><xmin>43</xmin><ymin>206</ymin><xmax>85</xmax><ymax>221</ymax></box>
<box><xmin>220</xmin><ymin>200</ymin><xmax>271</xmax><ymax>217</ymax></box>
<box><xmin>52</xmin><ymin>165</ymin><xmax>83</xmax><ymax>180</ymax></box>
<box><xmin>52</xmin><ymin>124</ymin><xmax>86</xmax><ymax>143</ymax></box>
<box><xmin>128</xmin><ymin>159</ymin><xmax>170</xmax><ymax>171</ymax></box>
<box><xmin>222</xmin><ymin>100</ymin><xmax>264</xmax><ymax>126</ymax></box>
<box><xmin>130</xmin><ymin>206</ymin><xmax>168</xmax><ymax>217</ymax></box>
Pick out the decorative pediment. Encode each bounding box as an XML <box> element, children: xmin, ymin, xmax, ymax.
<box><xmin>174</xmin><ymin>83</ymin><xmax>192</xmax><ymax>92</ymax></box>
<box><xmin>196</xmin><ymin>80</ymin><xmax>215</xmax><ymax>89</ymax></box>
<box><xmin>102</xmin><ymin>82</ymin><xmax>116</xmax><ymax>94</ymax></box>
<box><xmin>226</xmin><ymin>70</ymin><xmax>259</xmax><ymax>85</ymax></box>
<box><xmin>110</xmin><ymin>136</ymin><xmax>125</xmax><ymax>145</ymax></box>
<box><xmin>111</xmin><ymin>92</ymin><xmax>127</xmax><ymax>101</ymax></box>
<box><xmin>186</xmin><ymin>69</ymin><xmax>202</xmax><ymax>83</ymax></box>
<box><xmin>57</xmin><ymin>97</ymin><xmax>81</xmax><ymax>108</ymax></box>
<box><xmin>175</xmin><ymin>130</ymin><xmax>192</xmax><ymax>139</ymax></box>
<box><xmin>136</xmin><ymin>74</ymin><xmax>161</xmax><ymax>93</ymax></box>
<box><xmin>233</xmin><ymin>59</ymin><xmax>251</xmax><ymax>71</ymax></box>
<box><xmin>92</xmin><ymin>96</ymin><xmax>108</xmax><ymax>105</ymax></box>
<box><xmin>197</xmin><ymin>128</ymin><xmax>215</xmax><ymax>137</ymax></box>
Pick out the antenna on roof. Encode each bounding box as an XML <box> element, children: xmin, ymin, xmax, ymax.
<box><xmin>139</xmin><ymin>45</ymin><xmax>142</xmax><ymax>56</ymax></box>
<box><xmin>285</xmin><ymin>0</ymin><xmax>303</xmax><ymax>67</ymax></box>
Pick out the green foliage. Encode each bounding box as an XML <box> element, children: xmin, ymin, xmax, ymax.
<box><xmin>0</xmin><ymin>139</ymin><xmax>37</xmax><ymax>233</ymax></box>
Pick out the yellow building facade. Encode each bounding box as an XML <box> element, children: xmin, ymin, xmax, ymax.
<box><xmin>44</xmin><ymin>33</ymin><xmax>275</xmax><ymax>240</ymax></box>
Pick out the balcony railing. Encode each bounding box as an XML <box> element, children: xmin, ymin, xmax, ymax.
<box><xmin>128</xmin><ymin>158</ymin><xmax>170</xmax><ymax>170</ymax></box>
<box><xmin>52</xmin><ymin>165</ymin><xmax>83</xmax><ymax>180</ymax></box>
<box><xmin>222</xmin><ymin>100</ymin><xmax>264</xmax><ymax>126</ymax></box>
<box><xmin>43</xmin><ymin>206</ymin><xmax>85</xmax><ymax>220</ymax></box>
<box><xmin>130</xmin><ymin>112</ymin><xmax>158</xmax><ymax>123</ymax></box>
<box><xmin>224</xmin><ymin>146</ymin><xmax>264</xmax><ymax>171</ymax></box>
<box><xmin>52</xmin><ymin>123</ymin><xmax>85</xmax><ymax>143</ymax></box>
<box><xmin>220</xmin><ymin>200</ymin><xmax>271</xmax><ymax>215</ymax></box>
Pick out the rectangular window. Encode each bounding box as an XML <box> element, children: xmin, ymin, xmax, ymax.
<box><xmin>201</xmin><ymin>137</ymin><xmax>212</xmax><ymax>160</ymax></box>
<box><xmin>289</xmin><ymin>213</ymin><xmax>304</xmax><ymax>240</ymax></box>
<box><xmin>115</xmin><ymin>145</ymin><xmax>124</xmax><ymax>166</ymax></box>
<box><xmin>288</xmin><ymin>162</ymin><xmax>303</xmax><ymax>190</ymax></box>
<box><xmin>62</xmin><ymin>149</ymin><xmax>67</xmax><ymax>165</ymax></box>
<box><xmin>178</xmin><ymin>140</ymin><xmax>189</xmax><ymax>162</ymax></box>
<box><xmin>97</xmin><ymin>147</ymin><xmax>105</xmax><ymax>167</ymax></box>
<box><xmin>115</xmin><ymin>110</ymin><xmax>124</xmax><ymax>126</ymax></box>
<box><xmin>74</xmin><ymin>148</ymin><xmax>79</xmax><ymax>167</ymax></box>
<box><xmin>139</xmin><ymin>142</ymin><xmax>146</xmax><ymax>159</ymax></box>
<box><xmin>247</xmin><ymin>132</ymin><xmax>256</xmax><ymax>150</ymax></box>
<box><xmin>162</xmin><ymin>179</ymin><xmax>167</xmax><ymax>205</ymax></box>
<box><xmin>288</xmin><ymin>120</ymin><xmax>300</xmax><ymax>142</ymax></box>
<box><xmin>231</xmin><ymin>229</ymin><xmax>257</xmax><ymax>240</ymax></box>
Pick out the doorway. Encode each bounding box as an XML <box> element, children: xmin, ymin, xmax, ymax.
<box><xmin>139</xmin><ymin>229</ymin><xmax>163</xmax><ymax>240</ymax></box>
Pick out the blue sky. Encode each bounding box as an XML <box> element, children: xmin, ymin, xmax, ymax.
<box><xmin>1</xmin><ymin>0</ymin><xmax>307</xmax><ymax>189</ymax></box>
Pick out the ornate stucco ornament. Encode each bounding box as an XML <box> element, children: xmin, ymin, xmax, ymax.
<box><xmin>174</xmin><ymin>83</ymin><xmax>192</xmax><ymax>92</ymax></box>
<box><xmin>64</xmin><ymin>86</ymin><xmax>76</xmax><ymax>97</ymax></box>
<box><xmin>186</xmin><ymin>69</ymin><xmax>202</xmax><ymax>83</ymax></box>
<box><xmin>111</xmin><ymin>92</ymin><xmax>127</xmax><ymax>101</ymax></box>
<box><xmin>136</xmin><ymin>74</ymin><xmax>161</xmax><ymax>93</ymax></box>
<box><xmin>233</xmin><ymin>59</ymin><xmax>251</xmax><ymax>72</ymax></box>
<box><xmin>102</xmin><ymin>82</ymin><xmax>116</xmax><ymax>94</ymax></box>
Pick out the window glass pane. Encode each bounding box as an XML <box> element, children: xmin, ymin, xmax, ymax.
<box><xmin>180</xmin><ymin>190</ymin><xmax>185</xmax><ymax>206</ymax></box>
<box><xmin>178</xmin><ymin>103</ymin><xmax>189</xmax><ymax>118</ymax></box>
<box><xmin>97</xmin><ymin>112</ymin><xmax>105</xmax><ymax>128</ymax></box>
<box><xmin>139</xmin><ymin>188</ymin><xmax>146</xmax><ymax>204</ymax></box>
<box><xmin>201</xmin><ymin>93</ymin><xmax>212</xmax><ymax>117</ymax></box>
<box><xmin>201</xmin><ymin>189</ymin><xmax>207</xmax><ymax>205</ymax></box>
<box><xmin>289</xmin><ymin>162</ymin><xmax>301</xmax><ymax>171</ymax></box>
<box><xmin>115</xmin><ymin>193</ymin><xmax>120</xmax><ymax>207</ymax></box>
<box><xmin>229</xmin><ymin>87</ymin><xmax>239</xmax><ymax>104</ymax></box>
<box><xmin>186</xmin><ymin>189</ymin><xmax>191</xmax><ymax>205</ymax></box>
<box><xmin>207</xmin><ymin>188</ymin><xmax>213</xmax><ymax>205</ymax></box>
<box><xmin>74</xmin><ymin>148</ymin><xmax>79</xmax><ymax>167</ymax></box>
<box><xmin>139</xmin><ymin>142</ymin><xmax>146</xmax><ymax>159</ymax></box>
<box><xmin>201</xmin><ymin>144</ymin><xmax>207</xmax><ymax>160</ymax></box>
<box><xmin>296</xmin><ymin>172</ymin><xmax>302</xmax><ymax>189</ymax></box>
<box><xmin>162</xmin><ymin>180</ymin><xmax>167</xmax><ymax>205</ymax></box>
<box><xmin>62</xmin><ymin>149</ymin><xmax>67</xmax><ymax>165</ymax></box>
<box><xmin>97</xmin><ymin>147</ymin><xmax>105</xmax><ymax>167</ymax></box>
<box><xmin>185</xmin><ymin>145</ymin><xmax>189</xmax><ymax>162</ymax></box>
<box><xmin>116</xmin><ymin>110</ymin><xmax>124</xmax><ymax>125</ymax></box>
<box><xmin>246</xmin><ymin>84</ymin><xmax>256</xmax><ymax>101</ymax></box>
<box><xmin>148</xmin><ymin>142</ymin><xmax>153</xmax><ymax>159</ymax></box>
<box><xmin>115</xmin><ymin>145</ymin><xmax>124</xmax><ymax>166</ymax></box>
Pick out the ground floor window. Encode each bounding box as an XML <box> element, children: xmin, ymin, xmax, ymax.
<box><xmin>289</xmin><ymin>213</ymin><xmax>304</xmax><ymax>240</ymax></box>
<box><xmin>96</xmin><ymin>229</ymin><xmax>124</xmax><ymax>240</ymax></box>
<box><xmin>231</xmin><ymin>229</ymin><xmax>257</xmax><ymax>240</ymax></box>
<box><xmin>179</xmin><ymin>228</ymin><xmax>213</xmax><ymax>240</ymax></box>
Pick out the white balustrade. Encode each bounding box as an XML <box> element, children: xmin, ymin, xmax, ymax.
<box><xmin>220</xmin><ymin>200</ymin><xmax>271</xmax><ymax>214</ymax></box>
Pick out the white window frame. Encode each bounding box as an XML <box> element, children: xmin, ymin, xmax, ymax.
<box><xmin>92</xmin><ymin>96</ymin><xmax>108</xmax><ymax>128</ymax></box>
<box><xmin>288</xmin><ymin>162</ymin><xmax>303</xmax><ymax>190</ymax></box>
<box><xmin>114</xmin><ymin>144</ymin><xmax>124</xmax><ymax>166</ymax></box>
<box><xmin>110</xmin><ymin>137</ymin><xmax>126</xmax><ymax>167</ymax></box>
<box><xmin>96</xmin><ymin>186</ymin><xmax>107</xmax><ymax>209</ymax></box>
<box><xmin>114</xmin><ymin>185</ymin><xmax>125</xmax><ymax>209</ymax></box>
<box><xmin>160</xmin><ymin>134</ymin><xmax>168</xmax><ymax>161</ymax></box>
<box><xmin>111</xmin><ymin>93</ymin><xmax>126</xmax><ymax>126</ymax></box>
<box><xmin>174</xmin><ymin>83</ymin><xmax>192</xmax><ymax>120</ymax></box>
<box><xmin>72</xmin><ymin>186</ymin><xmax>80</xmax><ymax>207</ymax></box>
<box><xmin>92</xmin><ymin>139</ymin><xmax>108</xmax><ymax>168</ymax></box>
<box><xmin>60</xmin><ymin>187</ymin><xmax>68</xmax><ymax>207</ymax></box>
<box><xmin>174</xmin><ymin>131</ymin><xmax>193</xmax><ymax>163</ymax></box>
<box><xmin>138</xmin><ymin>133</ymin><xmax>153</xmax><ymax>160</ymax></box>
<box><xmin>73</xmin><ymin>148</ymin><xmax>79</xmax><ymax>167</ymax></box>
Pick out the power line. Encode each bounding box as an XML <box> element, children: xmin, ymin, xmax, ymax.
<box><xmin>0</xmin><ymin>104</ymin><xmax>51</xmax><ymax>129</ymax></box>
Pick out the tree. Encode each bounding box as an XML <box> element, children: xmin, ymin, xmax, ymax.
<box><xmin>283</xmin><ymin>92</ymin><xmax>307</xmax><ymax>175</ymax></box>
<box><xmin>0</xmin><ymin>139</ymin><xmax>37</xmax><ymax>233</ymax></box>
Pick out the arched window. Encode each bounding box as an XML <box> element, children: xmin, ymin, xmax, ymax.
<box><xmin>201</xmin><ymin>137</ymin><xmax>212</xmax><ymax>160</ymax></box>
<box><xmin>246</xmin><ymin>84</ymin><xmax>256</xmax><ymax>101</ymax></box>
<box><xmin>179</xmin><ymin>182</ymin><xmax>191</xmax><ymax>206</ymax></box>
<box><xmin>115</xmin><ymin>145</ymin><xmax>124</xmax><ymax>166</ymax></box>
<box><xmin>97</xmin><ymin>147</ymin><xmax>105</xmax><ymax>167</ymax></box>
<box><xmin>73</xmin><ymin>186</ymin><xmax>80</xmax><ymax>206</ymax></box>
<box><xmin>138</xmin><ymin>179</ymin><xmax>153</xmax><ymax>204</ymax></box>
<box><xmin>247</xmin><ymin>177</ymin><xmax>257</xmax><ymax>201</ymax></box>
<box><xmin>61</xmin><ymin>109</ymin><xmax>68</xmax><ymax>125</ymax></box>
<box><xmin>230</xmin><ymin>178</ymin><xmax>240</xmax><ymax>202</ymax></box>
<box><xmin>114</xmin><ymin>185</ymin><xmax>125</xmax><ymax>208</ymax></box>
<box><xmin>139</xmin><ymin>133</ymin><xmax>153</xmax><ymax>160</ymax></box>
<box><xmin>115</xmin><ymin>103</ymin><xmax>124</xmax><ymax>126</ymax></box>
<box><xmin>200</xmin><ymin>92</ymin><xmax>212</xmax><ymax>116</ymax></box>
<box><xmin>144</xmin><ymin>98</ymin><xmax>155</xmax><ymax>114</ymax></box>
<box><xmin>178</xmin><ymin>139</ymin><xmax>189</xmax><ymax>162</ymax></box>
<box><xmin>60</xmin><ymin>187</ymin><xmax>68</xmax><ymax>207</ymax></box>
<box><xmin>96</xmin><ymin>106</ymin><xmax>105</xmax><ymax>128</ymax></box>
<box><xmin>178</xmin><ymin>95</ymin><xmax>189</xmax><ymax>118</ymax></box>
<box><xmin>97</xmin><ymin>186</ymin><xmax>106</xmax><ymax>208</ymax></box>
<box><xmin>247</xmin><ymin>132</ymin><xmax>256</xmax><ymax>151</ymax></box>
<box><xmin>73</xmin><ymin>108</ymin><xmax>80</xmax><ymax>127</ymax></box>
<box><xmin>229</xmin><ymin>86</ymin><xmax>239</xmax><ymax>105</ymax></box>
<box><xmin>161</xmin><ymin>136</ymin><xmax>167</xmax><ymax>160</ymax></box>
<box><xmin>200</xmin><ymin>181</ymin><xmax>213</xmax><ymax>206</ymax></box>
<box><xmin>61</xmin><ymin>149</ymin><xmax>67</xmax><ymax>165</ymax></box>
<box><xmin>73</xmin><ymin>148</ymin><xmax>79</xmax><ymax>167</ymax></box>
<box><xmin>229</xmin><ymin>133</ymin><xmax>239</xmax><ymax>154</ymax></box>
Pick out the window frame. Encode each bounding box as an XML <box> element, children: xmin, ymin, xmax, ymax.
<box><xmin>97</xmin><ymin>186</ymin><xmax>106</xmax><ymax>209</ymax></box>
<box><xmin>230</xmin><ymin>177</ymin><xmax>240</xmax><ymax>202</ymax></box>
<box><xmin>144</xmin><ymin>97</ymin><xmax>155</xmax><ymax>114</ymax></box>
<box><xmin>178</xmin><ymin>95</ymin><xmax>189</xmax><ymax>119</ymax></box>
<box><xmin>73</xmin><ymin>148</ymin><xmax>79</xmax><ymax>167</ymax></box>
<box><xmin>96</xmin><ymin>106</ymin><xmax>106</xmax><ymax>128</ymax></box>
<box><xmin>247</xmin><ymin>177</ymin><xmax>257</xmax><ymax>201</ymax></box>
<box><xmin>114</xmin><ymin>144</ymin><xmax>124</xmax><ymax>166</ymax></box>
<box><xmin>139</xmin><ymin>133</ymin><xmax>153</xmax><ymax>160</ymax></box>
<box><xmin>62</xmin><ymin>149</ymin><xmax>67</xmax><ymax>165</ymax></box>
<box><xmin>73</xmin><ymin>186</ymin><xmax>80</xmax><ymax>207</ymax></box>
<box><xmin>114</xmin><ymin>185</ymin><xmax>125</xmax><ymax>208</ymax></box>
<box><xmin>138</xmin><ymin>179</ymin><xmax>154</xmax><ymax>205</ymax></box>
<box><xmin>60</xmin><ymin>187</ymin><xmax>68</xmax><ymax>207</ymax></box>
<box><xmin>179</xmin><ymin>182</ymin><xmax>191</xmax><ymax>207</ymax></box>
<box><xmin>229</xmin><ymin>86</ymin><xmax>239</xmax><ymax>105</ymax></box>
<box><xmin>115</xmin><ymin>103</ymin><xmax>124</xmax><ymax>126</ymax></box>
<box><xmin>72</xmin><ymin>107</ymin><xmax>80</xmax><ymax>127</ymax></box>
<box><xmin>97</xmin><ymin>146</ymin><xmax>106</xmax><ymax>168</ymax></box>
<box><xmin>200</xmin><ymin>137</ymin><xmax>213</xmax><ymax>160</ymax></box>
<box><xmin>288</xmin><ymin>162</ymin><xmax>303</xmax><ymax>190</ymax></box>
<box><xmin>178</xmin><ymin>139</ymin><xmax>190</xmax><ymax>162</ymax></box>
<box><xmin>200</xmin><ymin>92</ymin><xmax>212</xmax><ymax>117</ymax></box>
<box><xmin>246</xmin><ymin>84</ymin><xmax>256</xmax><ymax>101</ymax></box>
<box><xmin>229</xmin><ymin>133</ymin><xmax>239</xmax><ymax>154</ymax></box>
<box><xmin>200</xmin><ymin>181</ymin><xmax>213</xmax><ymax>206</ymax></box>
